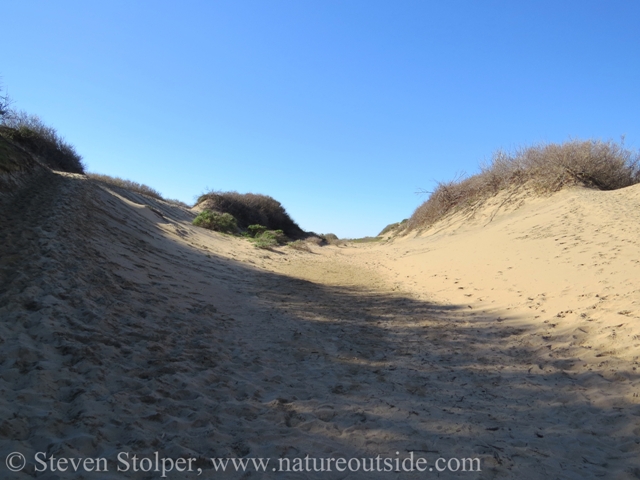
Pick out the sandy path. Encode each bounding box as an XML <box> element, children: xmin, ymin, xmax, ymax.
<box><xmin>1</xmin><ymin>173</ymin><xmax>639</xmax><ymax>479</ymax></box>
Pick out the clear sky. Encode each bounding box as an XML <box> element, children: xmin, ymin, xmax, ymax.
<box><xmin>3</xmin><ymin>1</ymin><xmax>639</xmax><ymax>237</ymax></box>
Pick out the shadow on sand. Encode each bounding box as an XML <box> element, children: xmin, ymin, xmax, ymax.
<box><xmin>1</xmin><ymin>173</ymin><xmax>638</xmax><ymax>479</ymax></box>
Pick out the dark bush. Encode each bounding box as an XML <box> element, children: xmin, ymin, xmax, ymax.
<box><xmin>0</xmin><ymin>111</ymin><xmax>84</xmax><ymax>174</ymax></box>
<box><xmin>196</xmin><ymin>191</ymin><xmax>304</xmax><ymax>238</ymax></box>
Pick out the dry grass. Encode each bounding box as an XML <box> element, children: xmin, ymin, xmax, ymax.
<box><xmin>165</xmin><ymin>198</ymin><xmax>189</xmax><ymax>208</ymax></box>
<box><xmin>0</xmin><ymin>111</ymin><xmax>84</xmax><ymax>174</ymax></box>
<box><xmin>196</xmin><ymin>191</ymin><xmax>304</xmax><ymax>238</ymax></box>
<box><xmin>408</xmin><ymin>139</ymin><xmax>640</xmax><ymax>231</ymax></box>
<box><xmin>304</xmin><ymin>236</ymin><xmax>324</xmax><ymax>246</ymax></box>
<box><xmin>287</xmin><ymin>240</ymin><xmax>312</xmax><ymax>252</ymax></box>
<box><xmin>320</xmin><ymin>233</ymin><xmax>346</xmax><ymax>246</ymax></box>
<box><xmin>348</xmin><ymin>236</ymin><xmax>382</xmax><ymax>244</ymax></box>
<box><xmin>287</xmin><ymin>235</ymin><xmax>341</xmax><ymax>251</ymax></box>
<box><xmin>378</xmin><ymin>219</ymin><xmax>408</xmax><ymax>236</ymax></box>
<box><xmin>87</xmin><ymin>173</ymin><xmax>164</xmax><ymax>200</ymax></box>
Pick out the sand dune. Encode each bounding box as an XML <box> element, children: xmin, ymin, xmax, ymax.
<box><xmin>1</xmin><ymin>172</ymin><xmax>639</xmax><ymax>479</ymax></box>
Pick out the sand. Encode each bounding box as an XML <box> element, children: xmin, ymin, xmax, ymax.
<box><xmin>0</xmin><ymin>172</ymin><xmax>639</xmax><ymax>479</ymax></box>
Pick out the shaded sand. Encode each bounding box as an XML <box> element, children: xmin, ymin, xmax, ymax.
<box><xmin>1</xmin><ymin>173</ymin><xmax>639</xmax><ymax>479</ymax></box>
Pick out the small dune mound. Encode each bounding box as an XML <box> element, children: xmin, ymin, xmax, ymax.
<box><xmin>195</xmin><ymin>191</ymin><xmax>305</xmax><ymax>238</ymax></box>
<box><xmin>408</xmin><ymin>139</ymin><xmax>640</xmax><ymax>232</ymax></box>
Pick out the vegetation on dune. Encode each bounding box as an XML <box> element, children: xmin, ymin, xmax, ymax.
<box><xmin>285</xmin><ymin>233</ymin><xmax>347</xmax><ymax>251</ymax></box>
<box><xmin>378</xmin><ymin>219</ymin><xmax>408</xmax><ymax>236</ymax></box>
<box><xmin>192</xmin><ymin>214</ymin><xmax>294</xmax><ymax>249</ymax></box>
<box><xmin>349</xmin><ymin>236</ymin><xmax>382</xmax><ymax>244</ymax></box>
<box><xmin>192</xmin><ymin>210</ymin><xmax>238</xmax><ymax>233</ymax></box>
<box><xmin>290</xmin><ymin>233</ymin><xmax>346</xmax><ymax>247</ymax></box>
<box><xmin>1</xmin><ymin>80</ymin><xmax>83</xmax><ymax>174</ymax></box>
<box><xmin>88</xmin><ymin>174</ymin><xmax>189</xmax><ymax>207</ymax></box>
<box><xmin>252</xmin><ymin>229</ymin><xmax>288</xmax><ymax>249</ymax></box>
<box><xmin>242</xmin><ymin>223</ymin><xmax>289</xmax><ymax>249</ymax></box>
<box><xmin>0</xmin><ymin>80</ymin><xmax>188</xmax><ymax>203</ymax></box>
<box><xmin>320</xmin><ymin>233</ymin><xmax>347</xmax><ymax>246</ymax></box>
<box><xmin>287</xmin><ymin>239</ymin><xmax>312</xmax><ymax>252</ymax></box>
<box><xmin>191</xmin><ymin>214</ymin><xmax>345</xmax><ymax>251</ymax></box>
<box><xmin>196</xmin><ymin>190</ymin><xmax>304</xmax><ymax>238</ymax></box>
<box><xmin>0</xmin><ymin>108</ymin><xmax>85</xmax><ymax>174</ymax></box>
<box><xmin>246</xmin><ymin>224</ymin><xmax>268</xmax><ymax>238</ymax></box>
<box><xmin>0</xmin><ymin>82</ymin><xmax>10</xmax><ymax>119</ymax></box>
<box><xmin>320</xmin><ymin>233</ymin><xmax>339</xmax><ymax>243</ymax></box>
<box><xmin>407</xmin><ymin>139</ymin><xmax>640</xmax><ymax>232</ymax></box>
<box><xmin>87</xmin><ymin>173</ymin><xmax>164</xmax><ymax>200</ymax></box>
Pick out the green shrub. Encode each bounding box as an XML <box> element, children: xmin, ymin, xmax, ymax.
<box><xmin>247</xmin><ymin>224</ymin><xmax>268</xmax><ymax>238</ymax></box>
<box><xmin>192</xmin><ymin>210</ymin><xmax>238</xmax><ymax>233</ymax></box>
<box><xmin>252</xmin><ymin>229</ymin><xmax>288</xmax><ymax>249</ymax></box>
<box><xmin>408</xmin><ymin>139</ymin><xmax>640</xmax><ymax>231</ymax></box>
<box><xmin>253</xmin><ymin>236</ymin><xmax>278</xmax><ymax>249</ymax></box>
<box><xmin>260</xmin><ymin>229</ymin><xmax>287</xmax><ymax>244</ymax></box>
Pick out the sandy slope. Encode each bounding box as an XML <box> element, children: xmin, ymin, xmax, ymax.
<box><xmin>1</xmin><ymin>173</ymin><xmax>639</xmax><ymax>479</ymax></box>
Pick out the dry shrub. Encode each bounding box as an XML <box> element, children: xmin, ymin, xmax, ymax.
<box><xmin>305</xmin><ymin>236</ymin><xmax>324</xmax><ymax>246</ymax></box>
<box><xmin>320</xmin><ymin>233</ymin><xmax>345</xmax><ymax>245</ymax></box>
<box><xmin>165</xmin><ymin>198</ymin><xmax>189</xmax><ymax>208</ymax></box>
<box><xmin>408</xmin><ymin>139</ymin><xmax>640</xmax><ymax>231</ymax></box>
<box><xmin>299</xmin><ymin>233</ymin><xmax>345</xmax><ymax>246</ymax></box>
<box><xmin>0</xmin><ymin>111</ymin><xmax>84</xmax><ymax>174</ymax></box>
<box><xmin>293</xmin><ymin>234</ymin><xmax>345</xmax><ymax>247</ymax></box>
<box><xmin>88</xmin><ymin>173</ymin><xmax>163</xmax><ymax>199</ymax></box>
<box><xmin>0</xmin><ymin>83</ymin><xmax>10</xmax><ymax>119</ymax></box>
<box><xmin>378</xmin><ymin>219</ymin><xmax>408</xmax><ymax>236</ymax></box>
<box><xmin>287</xmin><ymin>240</ymin><xmax>312</xmax><ymax>252</ymax></box>
<box><xmin>196</xmin><ymin>191</ymin><xmax>304</xmax><ymax>238</ymax></box>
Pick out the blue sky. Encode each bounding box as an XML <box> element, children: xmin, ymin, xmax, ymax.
<box><xmin>3</xmin><ymin>1</ymin><xmax>639</xmax><ymax>237</ymax></box>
